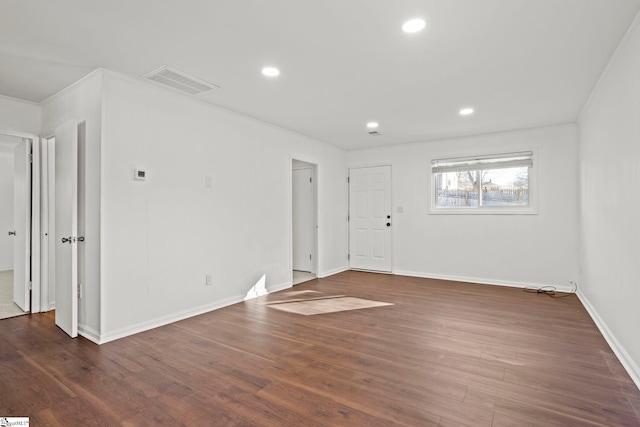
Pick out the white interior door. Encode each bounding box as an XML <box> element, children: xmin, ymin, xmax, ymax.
<box><xmin>54</xmin><ymin>122</ymin><xmax>78</xmax><ymax>338</ymax></box>
<box><xmin>349</xmin><ymin>166</ymin><xmax>392</xmax><ymax>272</ymax></box>
<box><xmin>12</xmin><ymin>139</ymin><xmax>31</xmax><ymax>311</ymax></box>
<box><xmin>293</xmin><ymin>168</ymin><xmax>313</xmax><ymax>272</ymax></box>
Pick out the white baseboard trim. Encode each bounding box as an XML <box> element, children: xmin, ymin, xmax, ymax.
<box><xmin>577</xmin><ymin>291</ymin><xmax>640</xmax><ymax>391</ymax></box>
<box><xmin>40</xmin><ymin>302</ymin><xmax>55</xmax><ymax>312</ymax></box>
<box><xmin>267</xmin><ymin>281</ymin><xmax>292</xmax><ymax>294</ymax></box>
<box><xmin>78</xmin><ymin>324</ymin><xmax>101</xmax><ymax>344</ymax></box>
<box><xmin>98</xmin><ymin>294</ymin><xmax>245</xmax><ymax>344</ymax></box>
<box><xmin>393</xmin><ymin>269</ymin><xmax>638</xmax><ymax>391</ymax></box>
<box><xmin>0</xmin><ymin>265</ymin><xmax>13</xmax><ymax>272</ymax></box>
<box><xmin>393</xmin><ymin>270</ymin><xmax>576</xmax><ymax>293</ymax></box>
<box><xmin>317</xmin><ymin>266</ymin><xmax>349</xmax><ymax>278</ymax></box>
<box><xmin>96</xmin><ymin>280</ymin><xmax>297</xmax><ymax>345</ymax></box>
<box><xmin>244</xmin><ymin>280</ymin><xmax>291</xmax><ymax>301</ymax></box>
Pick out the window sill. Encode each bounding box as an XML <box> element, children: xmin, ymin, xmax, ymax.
<box><xmin>428</xmin><ymin>207</ymin><xmax>538</xmax><ymax>215</ymax></box>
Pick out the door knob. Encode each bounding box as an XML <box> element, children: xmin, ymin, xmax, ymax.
<box><xmin>62</xmin><ymin>237</ymin><xmax>72</xmax><ymax>243</ymax></box>
<box><xmin>8</xmin><ymin>231</ymin><xmax>16</xmax><ymax>236</ymax></box>
<box><xmin>386</xmin><ymin>222</ymin><xmax>391</xmax><ymax>227</ymax></box>
<box><xmin>77</xmin><ymin>237</ymin><xmax>85</xmax><ymax>242</ymax></box>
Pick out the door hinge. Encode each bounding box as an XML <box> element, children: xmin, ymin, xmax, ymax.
<box><xmin>28</xmin><ymin>281</ymin><xmax>32</xmax><ymax>290</ymax></box>
<box><xmin>347</xmin><ymin>214</ymin><xmax>350</xmax><ymax>221</ymax></box>
<box><xmin>309</xmin><ymin>254</ymin><xmax>312</xmax><ymax>260</ymax></box>
<box><xmin>310</xmin><ymin>177</ymin><xmax>312</xmax><ymax>183</ymax></box>
<box><xmin>348</xmin><ymin>254</ymin><xmax>350</xmax><ymax>260</ymax></box>
<box><xmin>29</xmin><ymin>153</ymin><xmax>33</xmax><ymax>163</ymax></box>
<box><xmin>347</xmin><ymin>177</ymin><xmax>350</xmax><ymax>183</ymax></box>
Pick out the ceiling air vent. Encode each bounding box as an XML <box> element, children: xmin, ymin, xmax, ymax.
<box><xmin>368</xmin><ymin>130</ymin><xmax>381</xmax><ymax>136</ymax></box>
<box><xmin>143</xmin><ymin>66</ymin><xmax>220</xmax><ymax>95</ymax></box>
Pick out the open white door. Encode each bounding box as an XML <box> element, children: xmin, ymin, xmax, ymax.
<box><xmin>54</xmin><ymin>122</ymin><xmax>78</xmax><ymax>338</ymax></box>
<box><xmin>292</xmin><ymin>168</ymin><xmax>314</xmax><ymax>272</ymax></box>
<box><xmin>12</xmin><ymin>139</ymin><xmax>31</xmax><ymax>311</ymax></box>
<box><xmin>349</xmin><ymin>166</ymin><xmax>392</xmax><ymax>272</ymax></box>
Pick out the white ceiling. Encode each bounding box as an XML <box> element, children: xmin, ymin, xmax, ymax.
<box><xmin>1</xmin><ymin>1</ymin><xmax>639</xmax><ymax>150</ymax></box>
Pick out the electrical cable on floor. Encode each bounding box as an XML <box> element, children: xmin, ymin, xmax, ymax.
<box><xmin>523</xmin><ymin>281</ymin><xmax>577</xmax><ymax>298</ymax></box>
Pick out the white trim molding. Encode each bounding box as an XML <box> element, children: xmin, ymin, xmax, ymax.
<box><xmin>394</xmin><ymin>270</ymin><xmax>577</xmax><ymax>293</ymax></box>
<box><xmin>267</xmin><ymin>281</ymin><xmax>292</xmax><ymax>294</ymax></box>
<box><xmin>96</xmin><ymin>279</ymin><xmax>294</xmax><ymax>344</ymax></box>
<box><xmin>318</xmin><ymin>266</ymin><xmax>349</xmax><ymax>279</ymax></box>
<box><xmin>98</xmin><ymin>295</ymin><xmax>246</xmax><ymax>344</ymax></box>
<box><xmin>578</xmin><ymin>292</ymin><xmax>640</xmax><ymax>391</ymax></box>
<box><xmin>78</xmin><ymin>324</ymin><xmax>101</xmax><ymax>344</ymax></box>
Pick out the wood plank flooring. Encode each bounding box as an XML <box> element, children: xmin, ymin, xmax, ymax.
<box><xmin>1</xmin><ymin>271</ymin><xmax>639</xmax><ymax>426</ymax></box>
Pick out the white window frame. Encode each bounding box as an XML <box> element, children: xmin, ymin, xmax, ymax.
<box><xmin>429</xmin><ymin>150</ymin><xmax>538</xmax><ymax>215</ymax></box>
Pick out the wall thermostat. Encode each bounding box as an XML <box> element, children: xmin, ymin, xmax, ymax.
<box><xmin>134</xmin><ymin>169</ymin><xmax>147</xmax><ymax>180</ymax></box>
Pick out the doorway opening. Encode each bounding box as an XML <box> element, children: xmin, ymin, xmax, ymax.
<box><xmin>0</xmin><ymin>133</ymin><xmax>33</xmax><ymax>320</ymax></box>
<box><xmin>292</xmin><ymin>159</ymin><xmax>317</xmax><ymax>285</ymax></box>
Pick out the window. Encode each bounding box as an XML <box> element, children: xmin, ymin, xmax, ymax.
<box><xmin>431</xmin><ymin>151</ymin><xmax>534</xmax><ymax>213</ymax></box>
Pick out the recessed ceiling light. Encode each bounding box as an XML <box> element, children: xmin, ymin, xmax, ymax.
<box><xmin>366</xmin><ymin>122</ymin><xmax>379</xmax><ymax>129</ymax></box>
<box><xmin>459</xmin><ymin>108</ymin><xmax>475</xmax><ymax>116</ymax></box>
<box><xmin>261</xmin><ymin>67</ymin><xmax>280</xmax><ymax>77</ymax></box>
<box><xmin>402</xmin><ymin>18</ymin><xmax>426</xmax><ymax>33</ymax></box>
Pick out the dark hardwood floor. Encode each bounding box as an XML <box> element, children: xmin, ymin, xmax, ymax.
<box><xmin>1</xmin><ymin>271</ymin><xmax>639</xmax><ymax>426</ymax></box>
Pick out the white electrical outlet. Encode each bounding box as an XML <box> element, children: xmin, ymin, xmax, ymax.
<box><xmin>206</xmin><ymin>274</ymin><xmax>213</xmax><ymax>286</ymax></box>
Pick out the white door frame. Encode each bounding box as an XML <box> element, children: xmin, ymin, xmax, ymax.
<box><xmin>290</xmin><ymin>157</ymin><xmax>318</xmax><ymax>283</ymax></box>
<box><xmin>31</xmin><ymin>136</ymin><xmax>42</xmax><ymax>313</ymax></box>
<box><xmin>0</xmin><ymin>128</ymin><xmax>42</xmax><ymax>313</ymax></box>
<box><xmin>40</xmin><ymin>136</ymin><xmax>55</xmax><ymax>312</ymax></box>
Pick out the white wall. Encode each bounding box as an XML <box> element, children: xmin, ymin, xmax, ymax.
<box><xmin>348</xmin><ymin>124</ymin><xmax>580</xmax><ymax>290</ymax></box>
<box><xmin>99</xmin><ymin>71</ymin><xmax>347</xmax><ymax>342</ymax></box>
<box><xmin>0</xmin><ymin>152</ymin><xmax>14</xmax><ymax>270</ymax></box>
<box><xmin>577</xmin><ymin>14</ymin><xmax>640</xmax><ymax>387</ymax></box>
<box><xmin>41</xmin><ymin>71</ymin><xmax>103</xmax><ymax>339</ymax></box>
<box><xmin>0</xmin><ymin>95</ymin><xmax>41</xmax><ymax>135</ymax></box>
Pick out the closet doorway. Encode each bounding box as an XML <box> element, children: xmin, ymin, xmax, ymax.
<box><xmin>292</xmin><ymin>159</ymin><xmax>317</xmax><ymax>285</ymax></box>
<box><xmin>0</xmin><ymin>133</ymin><xmax>32</xmax><ymax>320</ymax></box>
